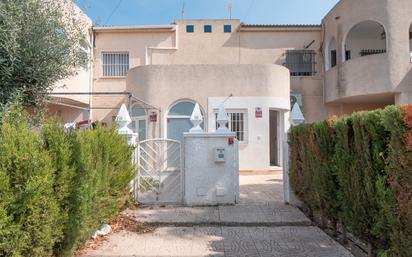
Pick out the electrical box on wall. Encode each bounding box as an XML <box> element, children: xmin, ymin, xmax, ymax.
<box><xmin>215</xmin><ymin>148</ymin><xmax>226</xmax><ymax>163</ymax></box>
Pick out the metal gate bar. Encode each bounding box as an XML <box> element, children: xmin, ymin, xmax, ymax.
<box><xmin>136</xmin><ymin>139</ymin><xmax>183</xmax><ymax>205</ymax></box>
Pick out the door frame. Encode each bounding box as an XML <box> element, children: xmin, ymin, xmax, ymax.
<box><xmin>269</xmin><ymin>109</ymin><xmax>281</xmax><ymax>167</ymax></box>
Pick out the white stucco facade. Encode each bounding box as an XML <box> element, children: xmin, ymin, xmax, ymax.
<box><xmin>49</xmin><ymin>0</ymin><xmax>412</xmax><ymax>173</ymax></box>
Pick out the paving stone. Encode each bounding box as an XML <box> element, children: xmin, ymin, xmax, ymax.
<box><xmin>80</xmin><ymin>174</ymin><xmax>354</xmax><ymax>257</ymax></box>
<box><xmin>81</xmin><ymin>226</ymin><xmax>354</xmax><ymax>257</ymax></box>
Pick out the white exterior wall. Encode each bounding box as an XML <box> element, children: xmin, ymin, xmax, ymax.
<box><xmin>208</xmin><ymin>97</ymin><xmax>290</xmax><ymax>171</ymax></box>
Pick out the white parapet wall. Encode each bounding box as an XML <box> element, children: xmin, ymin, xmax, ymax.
<box><xmin>183</xmin><ymin>132</ymin><xmax>239</xmax><ymax>206</ymax></box>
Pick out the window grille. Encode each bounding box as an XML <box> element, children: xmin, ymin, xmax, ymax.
<box><xmin>284</xmin><ymin>50</ymin><xmax>316</xmax><ymax>77</ymax></box>
<box><xmin>215</xmin><ymin>111</ymin><xmax>247</xmax><ymax>142</ymax></box>
<box><xmin>359</xmin><ymin>49</ymin><xmax>386</xmax><ymax>57</ymax></box>
<box><xmin>102</xmin><ymin>52</ymin><xmax>129</xmax><ymax>77</ymax></box>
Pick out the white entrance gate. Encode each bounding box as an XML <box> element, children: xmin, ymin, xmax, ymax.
<box><xmin>136</xmin><ymin>139</ymin><xmax>183</xmax><ymax>205</ymax></box>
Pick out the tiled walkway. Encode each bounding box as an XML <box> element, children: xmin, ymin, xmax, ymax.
<box><xmin>81</xmin><ymin>174</ymin><xmax>354</xmax><ymax>257</ymax></box>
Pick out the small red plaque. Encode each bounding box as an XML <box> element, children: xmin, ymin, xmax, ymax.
<box><xmin>255</xmin><ymin>107</ymin><xmax>263</xmax><ymax>118</ymax></box>
<box><xmin>150</xmin><ymin>112</ymin><xmax>157</xmax><ymax>122</ymax></box>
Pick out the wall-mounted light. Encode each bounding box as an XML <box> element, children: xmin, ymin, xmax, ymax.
<box><xmin>381</xmin><ymin>26</ymin><xmax>386</xmax><ymax>40</ymax></box>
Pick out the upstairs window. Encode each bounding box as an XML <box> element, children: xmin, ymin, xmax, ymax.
<box><xmin>345</xmin><ymin>50</ymin><xmax>351</xmax><ymax>61</ymax></box>
<box><xmin>204</xmin><ymin>25</ymin><xmax>212</xmax><ymax>33</ymax></box>
<box><xmin>224</xmin><ymin>25</ymin><xmax>232</xmax><ymax>33</ymax></box>
<box><xmin>186</xmin><ymin>25</ymin><xmax>194</xmax><ymax>33</ymax></box>
<box><xmin>330</xmin><ymin>50</ymin><xmax>337</xmax><ymax>68</ymax></box>
<box><xmin>326</xmin><ymin>37</ymin><xmax>337</xmax><ymax>70</ymax></box>
<box><xmin>285</xmin><ymin>50</ymin><xmax>316</xmax><ymax>77</ymax></box>
<box><xmin>102</xmin><ymin>52</ymin><xmax>129</xmax><ymax>77</ymax></box>
<box><xmin>408</xmin><ymin>23</ymin><xmax>412</xmax><ymax>62</ymax></box>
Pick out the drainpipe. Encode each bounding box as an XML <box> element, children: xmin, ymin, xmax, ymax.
<box><xmin>321</xmin><ymin>21</ymin><xmax>326</xmax><ymax>105</ymax></box>
<box><xmin>88</xmin><ymin>28</ymin><xmax>95</xmax><ymax>125</ymax></box>
<box><xmin>158</xmin><ymin>109</ymin><xmax>162</xmax><ymax>139</ymax></box>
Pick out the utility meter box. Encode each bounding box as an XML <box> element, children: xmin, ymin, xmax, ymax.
<box><xmin>215</xmin><ymin>147</ymin><xmax>226</xmax><ymax>162</ymax></box>
<box><xmin>183</xmin><ymin>132</ymin><xmax>239</xmax><ymax>206</ymax></box>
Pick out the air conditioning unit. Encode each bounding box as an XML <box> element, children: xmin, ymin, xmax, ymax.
<box><xmin>290</xmin><ymin>93</ymin><xmax>302</xmax><ymax>110</ymax></box>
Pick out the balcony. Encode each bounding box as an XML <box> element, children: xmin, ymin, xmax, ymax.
<box><xmin>325</xmin><ymin>20</ymin><xmax>393</xmax><ymax>103</ymax></box>
<box><xmin>325</xmin><ymin>53</ymin><xmax>392</xmax><ymax>103</ymax></box>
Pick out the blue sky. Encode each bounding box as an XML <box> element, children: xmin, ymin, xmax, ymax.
<box><xmin>75</xmin><ymin>0</ymin><xmax>340</xmax><ymax>26</ymax></box>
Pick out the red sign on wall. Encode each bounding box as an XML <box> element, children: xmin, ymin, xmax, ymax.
<box><xmin>255</xmin><ymin>107</ymin><xmax>263</xmax><ymax>118</ymax></box>
<box><xmin>150</xmin><ymin>112</ymin><xmax>157</xmax><ymax>122</ymax></box>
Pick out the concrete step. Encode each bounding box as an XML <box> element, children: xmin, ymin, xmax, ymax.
<box><xmin>125</xmin><ymin>203</ymin><xmax>312</xmax><ymax>227</ymax></box>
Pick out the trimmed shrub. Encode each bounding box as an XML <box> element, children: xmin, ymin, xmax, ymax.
<box><xmin>0</xmin><ymin>107</ymin><xmax>60</xmax><ymax>257</ymax></box>
<box><xmin>312</xmin><ymin>120</ymin><xmax>339</xmax><ymax>230</ymax></box>
<box><xmin>333</xmin><ymin>116</ymin><xmax>353</xmax><ymax>234</ymax></box>
<box><xmin>289</xmin><ymin>105</ymin><xmax>412</xmax><ymax>257</ymax></box>
<box><xmin>381</xmin><ymin>105</ymin><xmax>412</xmax><ymax>257</ymax></box>
<box><xmin>61</xmin><ymin>124</ymin><xmax>135</xmax><ymax>256</ymax></box>
<box><xmin>41</xmin><ymin>118</ymin><xmax>76</xmax><ymax>255</ymax></box>
<box><xmin>345</xmin><ymin>111</ymin><xmax>388</xmax><ymax>254</ymax></box>
<box><xmin>290</xmin><ymin>124</ymin><xmax>318</xmax><ymax>215</ymax></box>
<box><xmin>0</xmin><ymin>106</ymin><xmax>135</xmax><ymax>257</ymax></box>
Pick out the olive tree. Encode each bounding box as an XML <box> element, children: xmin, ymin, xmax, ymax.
<box><xmin>0</xmin><ymin>0</ymin><xmax>89</xmax><ymax>106</ymax></box>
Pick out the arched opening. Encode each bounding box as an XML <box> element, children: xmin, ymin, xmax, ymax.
<box><xmin>326</xmin><ymin>37</ymin><xmax>337</xmax><ymax>70</ymax></box>
<box><xmin>344</xmin><ymin>20</ymin><xmax>387</xmax><ymax>61</ymax></box>
<box><xmin>130</xmin><ymin>105</ymin><xmax>147</xmax><ymax>142</ymax></box>
<box><xmin>167</xmin><ymin>100</ymin><xmax>204</xmax><ymax>142</ymax></box>
<box><xmin>409</xmin><ymin>23</ymin><xmax>412</xmax><ymax>62</ymax></box>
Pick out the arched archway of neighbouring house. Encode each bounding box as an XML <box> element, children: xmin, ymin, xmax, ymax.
<box><xmin>166</xmin><ymin>100</ymin><xmax>204</xmax><ymax>142</ymax></box>
<box><xmin>130</xmin><ymin>104</ymin><xmax>147</xmax><ymax>142</ymax></box>
<box><xmin>409</xmin><ymin>23</ymin><xmax>412</xmax><ymax>62</ymax></box>
<box><xmin>326</xmin><ymin>37</ymin><xmax>337</xmax><ymax>70</ymax></box>
<box><xmin>343</xmin><ymin>20</ymin><xmax>387</xmax><ymax>62</ymax></box>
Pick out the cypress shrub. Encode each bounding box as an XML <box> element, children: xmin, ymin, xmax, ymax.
<box><xmin>312</xmin><ymin>120</ymin><xmax>339</xmax><ymax>230</ymax></box>
<box><xmin>289</xmin><ymin>125</ymin><xmax>303</xmax><ymax>199</ymax></box>
<box><xmin>333</xmin><ymin>117</ymin><xmax>354</xmax><ymax>242</ymax></box>
<box><xmin>0</xmin><ymin>105</ymin><xmax>135</xmax><ymax>257</ymax></box>
<box><xmin>0</xmin><ymin>159</ymin><xmax>18</xmax><ymax>256</ymax></box>
<box><xmin>62</xmin><ymin>124</ymin><xmax>135</xmax><ymax>256</ymax></box>
<box><xmin>290</xmin><ymin>124</ymin><xmax>318</xmax><ymax>215</ymax></box>
<box><xmin>0</xmin><ymin>107</ymin><xmax>61</xmax><ymax>257</ymax></box>
<box><xmin>41</xmin><ymin>118</ymin><xmax>76</xmax><ymax>255</ymax></box>
<box><xmin>289</xmin><ymin>105</ymin><xmax>412</xmax><ymax>256</ymax></box>
<box><xmin>346</xmin><ymin>111</ymin><xmax>388</xmax><ymax>256</ymax></box>
<box><xmin>381</xmin><ymin>105</ymin><xmax>412</xmax><ymax>257</ymax></box>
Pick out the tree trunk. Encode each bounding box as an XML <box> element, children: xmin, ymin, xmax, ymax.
<box><xmin>308</xmin><ymin>208</ymin><xmax>314</xmax><ymax>220</ymax></box>
<box><xmin>320</xmin><ymin>213</ymin><xmax>327</xmax><ymax>229</ymax></box>
<box><xmin>367</xmin><ymin>242</ymin><xmax>376</xmax><ymax>257</ymax></box>
<box><xmin>332</xmin><ymin>220</ymin><xmax>338</xmax><ymax>237</ymax></box>
<box><xmin>342</xmin><ymin>223</ymin><xmax>348</xmax><ymax>245</ymax></box>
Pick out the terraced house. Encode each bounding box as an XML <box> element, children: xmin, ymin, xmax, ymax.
<box><xmin>49</xmin><ymin>0</ymin><xmax>412</xmax><ymax>172</ymax></box>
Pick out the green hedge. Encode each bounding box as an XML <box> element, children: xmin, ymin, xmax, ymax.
<box><xmin>0</xmin><ymin>106</ymin><xmax>135</xmax><ymax>257</ymax></box>
<box><xmin>289</xmin><ymin>105</ymin><xmax>412</xmax><ymax>257</ymax></box>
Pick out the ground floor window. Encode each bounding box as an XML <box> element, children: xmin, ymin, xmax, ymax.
<box><xmin>130</xmin><ymin>105</ymin><xmax>147</xmax><ymax>142</ymax></box>
<box><xmin>215</xmin><ymin>110</ymin><xmax>247</xmax><ymax>142</ymax></box>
